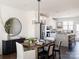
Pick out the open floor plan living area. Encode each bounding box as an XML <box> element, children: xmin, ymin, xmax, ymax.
<box><xmin>0</xmin><ymin>0</ymin><xmax>79</xmax><ymax>59</ymax></box>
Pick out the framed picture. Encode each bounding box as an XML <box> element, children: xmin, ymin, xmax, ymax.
<box><xmin>57</xmin><ymin>22</ymin><xmax>62</xmax><ymax>28</ymax></box>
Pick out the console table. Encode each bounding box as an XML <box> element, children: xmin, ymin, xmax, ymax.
<box><xmin>2</xmin><ymin>38</ymin><xmax>25</xmax><ymax>55</ymax></box>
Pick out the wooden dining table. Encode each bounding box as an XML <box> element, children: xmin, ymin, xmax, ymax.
<box><xmin>21</xmin><ymin>39</ymin><xmax>55</xmax><ymax>59</ymax></box>
<box><xmin>22</xmin><ymin>41</ymin><xmax>53</xmax><ymax>49</ymax></box>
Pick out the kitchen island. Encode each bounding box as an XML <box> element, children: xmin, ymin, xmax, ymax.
<box><xmin>56</xmin><ymin>33</ymin><xmax>76</xmax><ymax>50</ymax></box>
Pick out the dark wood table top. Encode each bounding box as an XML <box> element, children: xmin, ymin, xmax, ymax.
<box><xmin>22</xmin><ymin>41</ymin><xmax>54</xmax><ymax>50</ymax></box>
<box><xmin>22</xmin><ymin>41</ymin><xmax>55</xmax><ymax>59</ymax></box>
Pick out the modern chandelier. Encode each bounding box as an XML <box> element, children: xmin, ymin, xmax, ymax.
<box><xmin>33</xmin><ymin>0</ymin><xmax>46</xmax><ymax>24</ymax></box>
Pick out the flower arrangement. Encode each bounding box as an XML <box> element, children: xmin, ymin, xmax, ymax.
<box><xmin>28</xmin><ymin>37</ymin><xmax>37</xmax><ymax>46</ymax></box>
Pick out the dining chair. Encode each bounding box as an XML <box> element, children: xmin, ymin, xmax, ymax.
<box><xmin>16</xmin><ymin>42</ymin><xmax>36</xmax><ymax>59</ymax></box>
<box><xmin>38</xmin><ymin>43</ymin><xmax>55</xmax><ymax>59</ymax></box>
<box><xmin>53</xmin><ymin>40</ymin><xmax>62</xmax><ymax>59</ymax></box>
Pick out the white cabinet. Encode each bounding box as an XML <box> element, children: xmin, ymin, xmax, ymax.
<box><xmin>44</xmin><ymin>25</ymin><xmax>53</xmax><ymax>38</ymax></box>
<box><xmin>40</xmin><ymin>25</ymin><xmax>56</xmax><ymax>39</ymax></box>
<box><xmin>40</xmin><ymin>25</ymin><xmax>51</xmax><ymax>39</ymax></box>
<box><xmin>56</xmin><ymin>33</ymin><xmax>68</xmax><ymax>47</ymax></box>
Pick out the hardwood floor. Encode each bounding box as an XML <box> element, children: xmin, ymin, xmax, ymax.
<box><xmin>60</xmin><ymin>42</ymin><xmax>79</xmax><ymax>59</ymax></box>
<box><xmin>0</xmin><ymin>53</ymin><xmax>16</xmax><ymax>59</ymax></box>
<box><xmin>1</xmin><ymin>42</ymin><xmax>79</xmax><ymax>59</ymax></box>
<box><xmin>0</xmin><ymin>55</ymin><xmax>2</xmax><ymax>59</ymax></box>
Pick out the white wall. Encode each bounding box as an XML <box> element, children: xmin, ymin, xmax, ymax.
<box><xmin>0</xmin><ymin>20</ymin><xmax>7</xmax><ymax>55</ymax></box>
<box><xmin>0</xmin><ymin>4</ymin><xmax>57</xmax><ymax>39</ymax></box>
<box><xmin>0</xmin><ymin>5</ymin><xmax>36</xmax><ymax>38</ymax></box>
<box><xmin>0</xmin><ymin>5</ymin><xmax>8</xmax><ymax>55</ymax></box>
<box><xmin>0</xmin><ymin>4</ymin><xmax>56</xmax><ymax>55</ymax></box>
<box><xmin>0</xmin><ymin>4</ymin><xmax>43</xmax><ymax>39</ymax></box>
<box><xmin>1</xmin><ymin>5</ymin><xmax>26</xmax><ymax>38</ymax></box>
<box><xmin>0</xmin><ymin>5</ymin><xmax>37</xmax><ymax>55</ymax></box>
<box><xmin>23</xmin><ymin>11</ymin><xmax>36</xmax><ymax>38</ymax></box>
<box><xmin>46</xmin><ymin>17</ymin><xmax>56</xmax><ymax>29</ymax></box>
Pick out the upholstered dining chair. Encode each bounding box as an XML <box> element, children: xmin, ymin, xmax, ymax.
<box><xmin>38</xmin><ymin>43</ymin><xmax>55</xmax><ymax>59</ymax></box>
<box><xmin>16</xmin><ymin>42</ymin><xmax>36</xmax><ymax>59</ymax></box>
<box><xmin>53</xmin><ymin>40</ymin><xmax>62</xmax><ymax>59</ymax></box>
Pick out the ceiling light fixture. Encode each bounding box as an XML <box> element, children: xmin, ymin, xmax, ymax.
<box><xmin>32</xmin><ymin>0</ymin><xmax>46</xmax><ymax>24</ymax></box>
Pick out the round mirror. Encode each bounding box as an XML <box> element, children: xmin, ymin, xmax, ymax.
<box><xmin>5</xmin><ymin>17</ymin><xmax>22</xmax><ymax>36</ymax></box>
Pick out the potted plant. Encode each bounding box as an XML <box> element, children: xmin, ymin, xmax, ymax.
<box><xmin>28</xmin><ymin>37</ymin><xmax>36</xmax><ymax>46</ymax></box>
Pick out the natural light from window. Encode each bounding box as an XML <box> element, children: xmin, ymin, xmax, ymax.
<box><xmin>63</xmin><ymin>21</ymin><xmax>74</xmax><ymax>31</ymax></box>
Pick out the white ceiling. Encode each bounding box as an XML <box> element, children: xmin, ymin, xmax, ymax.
<box><xmin>0</xmin><ymin>0</ymin><xmax>79</xmax><ymax>17</ymax></box>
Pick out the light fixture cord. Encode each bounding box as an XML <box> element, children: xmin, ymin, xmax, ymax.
<box><xmin>38</xmin><ymin>0</ymin><xmax>40</xmax><ymax>23</ymax></box>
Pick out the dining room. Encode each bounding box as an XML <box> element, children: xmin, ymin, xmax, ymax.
<box><xmin>0</xmin><ymin>0</ymin><xmax>79</xmax><ymax>59</ymax></box>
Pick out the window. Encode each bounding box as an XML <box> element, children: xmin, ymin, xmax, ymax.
<box><xmin>63</xmin><ymin>21</ymin><xmax>74</xmax><ymax>31</ymax></box>
<box><xmin>76</xmin><ymin>24</ymin><xmax>79</xmax><ymax>32</ymax></box>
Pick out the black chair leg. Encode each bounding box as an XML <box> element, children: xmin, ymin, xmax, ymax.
<box><xmin>55</xmin><ymin>52</ymin><xmax>56</xmax><ymax>57</ymax></box>
<box><xmin>47</xmin><ymin>56</ymin><xmax>49</xmax><ymax>59</ymax></box>
<box><xmin>54</xmin><ymin>52</ymin><xmax>56</xmax><ymax>59</ymax></box>
<box><xmin>59</xmin><ymin>51</ymin><xmax>61</xmax><ymax>59</ymax></box>
<box><xmin>52</xmin><ymin>52</ymin><xmax>55</xmax><ymax>59</ymax></box>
